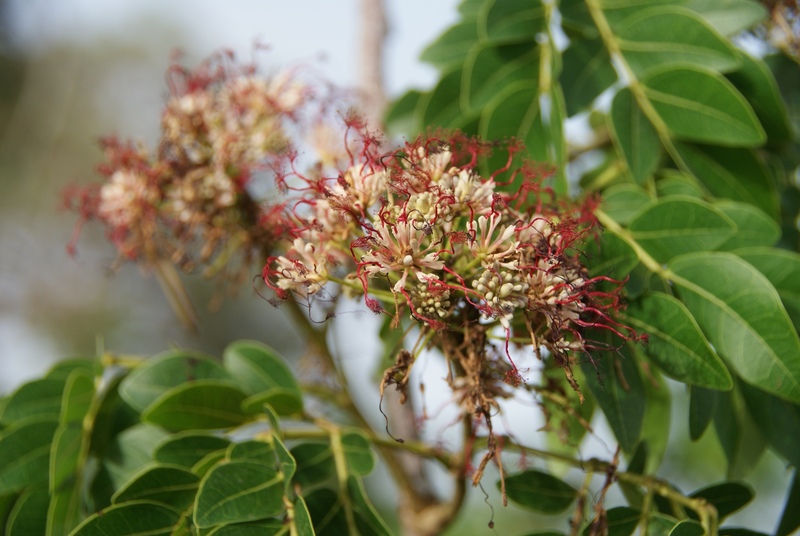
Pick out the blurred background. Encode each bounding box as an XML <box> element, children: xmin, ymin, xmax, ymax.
<box><xmin>0</xmin><ymin>0</ymin><xmax>460</xmax><ymax>389</ymax></box>
<box><xmin>0</xmin><ymin>0</ymin><xmax>791</xmax><ymax>532</ymax></box>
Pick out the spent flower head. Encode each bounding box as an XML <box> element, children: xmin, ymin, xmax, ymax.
<box><xmin>65</xmin><ymin>50</ymin><xmax>321</xmax><ymax>294</ymax></box>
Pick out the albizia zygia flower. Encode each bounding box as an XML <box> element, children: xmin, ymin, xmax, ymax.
<box><xmin>65</xmin><ymin>51</ymin><xmax>314</xmax><ymax>298</ymax></box>
<box><xmin>263</xmin><ymin>125</ymin><xmax>644</xmax><ymax>446</ymax></box>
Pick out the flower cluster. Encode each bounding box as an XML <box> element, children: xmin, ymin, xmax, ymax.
<box><xmin>65</xmin><ymin>48</ymin><xmax>640</xmax><ymax>443</ymax></box>
<box><xmin>65</xmin><ymin>51</ymin><xmax>310</xmax><ymax>288</ymax></box>
<box><xmin>263</xmin><ymin>128</ymin><xmax>642</xmax><ymax>415</ymax></box>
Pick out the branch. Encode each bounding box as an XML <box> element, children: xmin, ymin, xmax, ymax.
<box><xmin>359</xmin><ymin>0</ymin><xmax>388</xmax><ymax>127</ymax></box>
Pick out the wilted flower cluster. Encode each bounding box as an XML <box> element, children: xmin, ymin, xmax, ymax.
<box><xmin>263</xmin><ymin>128</ymin><xmax>641</xmax><ymax>420</ymax></box>
<box><xmin>65</xmin><ymin>51</ymin><xmax>310</xmax><ymax>287</ymax></box>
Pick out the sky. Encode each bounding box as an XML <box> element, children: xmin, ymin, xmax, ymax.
<box><xmin>4</xmin><ymin>0</ymin><xmax>459</xmax><ymax>97</ymax></box>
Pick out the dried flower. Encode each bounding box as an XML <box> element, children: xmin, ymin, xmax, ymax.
<box><xmin>66</xmin><ymin>51</ymin><xmax>316</xmax><ymax>294</ymax></box>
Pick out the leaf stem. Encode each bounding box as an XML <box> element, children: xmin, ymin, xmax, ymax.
<box><xmin>584</xmin><ymin>0</ymin><xmax>693</xmax><ymax>175</ymax></box>
<box><xmin>595</xmin><ymin>208</ymin><xmax>668</xmax><ymax>276</ymax></box>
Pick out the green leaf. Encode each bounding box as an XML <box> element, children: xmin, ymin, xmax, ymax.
<box><xmin>540</xmin><ymin>85</ymin><xmax>569</xmax><ymax>193</ymax></box>
<box><xmin>0</xmin><ymin>378</ymin><xmax>65</xmax><ymax>424</ymax></box>
<box><xmin>689</xmin><ymin>386</ymin><xmax>718</xmax><ymax>441</ymax></box>
<box><xmin>669</xmin><ymin>252</ymin><xmax>800</xmax><ymax>402</ymax></box>
<box><xmin>50</xmin><ymin>371</ymin><xmax>95</xmax><ymax>493</ymax></box>
<box><xmin>726</xmin><ymin>51</ymin><xmax>792</xmax><ymax>146</ymax></box>
<box><xmin>59</xmin><ymin>370</ymin><xmax>94</xmax><ymax>424</ymax></box>
<box><xmin>292</xmin><ymin>495</ymin><xmax>315</xmax><ymax>536</ymax></box>
<box><xmin>655</xmin><ymin>172</ymin><xmax>705</xmax><ymax>198</ymax></box>
<box><xmin>0</xmin><ymin>493</ymin><xmax>17</xmax><ymax>530</ymax></box>
<box><xmin>583</xmin><ymin>506</ymin><xmax>639</xmax><ymax>536</ymax></box>
<box><xmin>587</xmin><ymin>231</ymin><xmax>639</xmax><ymax>282</ymax></box>
<box><xmin>385</xmin><ymin>90</ymin><xmax>424</xmax><ymax>135</ymax></box>
<box><xmin>602</xmin><ymin>0</ymin><xmax>690</xmax><ymax>27</ymax></box>
<box><xmin>648</xmin><ymin>513</ymin><xmax>680</xmax><ymax>536</ymax></box>
<box><xmin>305</xmin><ymin>489</ymin><xmax>348</xmax><ymax>535</ymax></box>
<box><xmin>342</xmin><ymin>431</ymin><xmax>375</xmax><ymax>476</ymax></box>
<box><xmin>686</xmin><ymin>481</ymin><xmax>753</xmax><ymax>521</ymax></box>
<box><xmin>273</xmin><ymin>435</ymin><xmax>296</xmax><ymax>494</ymax></box>
<box><xmin>628</xmin><ymin>197</ymin><xmax>736</xmax><ymax>263</ymax></box>
<box><xmin>154</xmin><ymin>432</ymin><xmax>231</xmax><ymax>468</ymax></box>
<box><xmin>625</xmin><ymin>292</ymin><xmax>731</xmax><ymax>389</ymax></box>
<box><xmin>194</xmin><ymin>460</ymin><xmax>284</xmax><ymax>528</ymax></box>
<box><xmin>478</xmin><ymin>82</ymin><xmax>538</xmax><ymax>152</ymax></box>
<box><xmin>223</xmin><ymin>340</ymin><xmax>303</xmax><ymax>416</ymax></box>
<box><xmin>637</xmin><ymin>368</ymin><xmax>671</xmax><ymax>473</ymax></box>
<box><xmin>50</xmin><ymin>422</ymin><xmax>82</xmax><ymax>494</ymax></box>
<box><xmin>480</xmin><ymin>0</ymin><xmax>544</xmax><ymax>44</ymax></box>
<box><xmin>462</xmin><ymin>43</ymin><xmax>537</xmax><ymax>113</ymax></box>
<box><xmin>70</xmin><ymin>500</ymin><xmax>182</xmax><ymax>536</ymax></box>
<box><xmin>676</xmin><ymin>143</ymin><xmax>779</xmax><ymax>219</ymax></box>
<box><xmin>619</xmin><ymin>442</ymin><xmax>646</xmax><ymax>508</ymax></box>
<box><xmin>642</xmin><ymin>65</ymin><xmax>766</xmax><ymax>146</ymax></box>
<box><xmin>582</xmin><ymin>343</ymin><xmax>646</xmax><ymax>453</ymax></box>
<box><xmin>669</xmin><ymin>520</ymin><xmax>704</xmax><ymax>536</ymax></box>
<box><xmin>88</xmin><ymin>376</ymin><xmax>139</xmax><ymax>459</ymax></box>
<box><xmin>421</xmin><ymin>69</ymin><xmax>472</xmax><ymax>129</ymax></box>
<box><xmin>112</xmin><ymin>464</ymin><xmax>200</xmax><ymax>510</ymax></box>
<box><xmin>713</xmin><ymin>387</ymin><xmax>766</xmax><ymax>479</ymax></box>
<box><xmin>737</xmin><ymin>247</ymin><xmax>800</xmax><ymax>330</ymax></box>
<box><xmin>458</xmin><ymin>0</ymin><xmax>484</xmax><ymax>18</ymax></box>
<box><xmin>0</xmin><ymin>418</ymin><xmax>58</xmax><ymax>494</ymax></box>
<box><xmin>542</xmin><ymin>363</ymin><xmax>594</xmax><ymax>458</ymax></box>
<box><xmin>764</xmin><ymin>53</ymin><xmax>800</xmax><ymax>135</ymax></box>
<box><xmin>684</xmin><ymin>0</ymin><xmax>767</xmax><ymax>36</ymax></box>
<box><xmin>97</xmin><ymin>424</ymin><xmax>170</xmax><ymax>498</ymax></box>
<box><xmin>291</xmin><ymin>443</ymin><xmax>336</xmax><ymax>488</ymax></box>
<box><xmin>420</xmin><ymin>22</ymin><xmax>479</xmax><ymax>69</ymax></box>
<box><xmin>141</xmin><ymin>380</ymin><xmax>249</xmax><ymax>431</ymax></box>
<box><xmin>205</xmin><ymin>520</ymin><xmax>285</xmax><ymax>536</ymax></box>
<box><xmin>6</xmin><ymin>485</ymin><xmax>49</xmax><ymax>536</ymax></box>
<box><xmin>47</xmin><ymin>485</ymin><xmax>82</xmax><ymax>536</ymax></box>
<box><xmin>609</xmin><ymin>87</ymin><xmax>661</xmax><ymax>184</ymax></box>
<box><xmin>45</xmin><ymin>358</ymin><xmax>99</xmax><ymax>381</ymax></box>
<box><xmin>560</xmin><ymin>0</ymin><xmax>595</xmax><ymax>37</ymax></box>
<box><xmin>477</xmin><ymin>81</ymin><xmax>565</xmax><ymax>190</ymax></box>
<box><xmin>714</xmin><ymin>201</ymin><xmax>781</xmax><ymax>251</ymax></box>
<box><xmin>119</xmin><ymin>350</ymin><xmax>230</xmax><ymax>413</ymax></box>
<box><xmin>600</xmin><ymin>184</ymin><xmax>653</xmax><ymax>225</ymax></box>
<box><xmin>347</xmin><ymin>475</ymin><xmax>393</xmax><ymax>536</ymax></box>
<box><xmin>503</xmin><ymin>469</ymin><xmax>577</xmax><ymax>513</ymax></box>
<box><xmin>191</xmin><ymin>449</ymin><xmax>226</xmax><ymax>479</ymax></box>
<box><xmin>561</xmin><ymin>37</ymin><xmax>617</xmax><ymax>114</ymax></box>
<box><xmin>739</xmin><ymin>382</ymin><xmax>800</xmax><ymax>468</ymax></box>
<box><xmin>616</xmin><ymin>6</ymin><xmax>741</xmax><ymax>77</ymax></box>
<box><xmin>262</xmin><ymin>404</ymin><xmax>282</xmax><ymax>436</ymax></box>
<box><xmin>777</xmin><ymin>470</ymin><xmax>800</xmax><ymax>536</ymax></box>
<box><xmin>227</xmin><ymin>440</ymin><xmax>276</xmax><ymax>465</ymax></box>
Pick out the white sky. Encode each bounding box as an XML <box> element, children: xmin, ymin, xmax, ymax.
<box><xmin>5</xmin><ymin>0</ymin><xmax>460</xmax><ymax>97</ymax></box>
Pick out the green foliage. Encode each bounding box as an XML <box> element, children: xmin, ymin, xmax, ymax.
<box><xmin>503</xmin><ymin>470</ymin><xmax>578</xmax><ymax>513</ymax></box>
<box><xmin>0</xmin><ymin>342</ymin><xmax>388</xmax><ymax>535</ymax></box>
<box><xmin>386</xmin><ymin>0</ymin><xmax>800</xmax><ymax>532</ymax></box>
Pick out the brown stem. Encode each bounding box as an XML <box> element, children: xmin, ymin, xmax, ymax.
<box><xmin>358</xmin><ymin>0</ymin><xmax>388</xmax><ymax>127</ymax></box>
